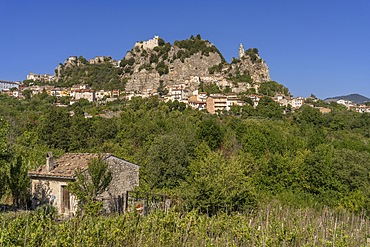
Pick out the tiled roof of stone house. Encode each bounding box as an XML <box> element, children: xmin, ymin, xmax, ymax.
<box><xmin>28</xmin><ymin>153</ymin><xmax>128</xmax><ymax>179</ymax></box>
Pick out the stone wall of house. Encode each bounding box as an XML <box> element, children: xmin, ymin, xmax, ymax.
<box><xmin>99</xmin><ymin>156</ymin><xmax>140</xmax><ymax>212</ymax></box>
<box><xmin>30</xmin><ymin>154</ymin><xmax>139</xmax><ymax>215</ymax></box>
<box><xmin>106</xmin><ymin>156</ymin><xmax>139</xmax><ymax>195</ymax></box>
<box><xmin>31</xmin><ymin>178</ymin><xmax>78</xmax><ymax>215</ymax></box>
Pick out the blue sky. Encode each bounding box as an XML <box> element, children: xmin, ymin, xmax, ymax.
<box><xmin>1</xmin><ymin>0</ymin><xmax>369</xmax><ymax>99</ymax></box>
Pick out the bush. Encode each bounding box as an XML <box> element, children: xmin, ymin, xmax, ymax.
<box><xmin>208</xmin><ymin>63</ymin><xmax>223</xmax><ymax>74</ymax></box>
<box><xmin>35</xmin><ymin>204</ymin><xmax>57</xmax><ymax>220</ymax></box>
<box><xmin>156</xmin><ymin>61</ymin><xmax>169</xmax><ymax>75</ymax></box>
<box><xmin>245</xmin><ymin>48</ymin><xmax>260</xmax><ymax>63</ymax></box>
<box><xmin>174</xmin><ymin>35</ymin><xmax>226</xmax><ymax>63</ymax></box>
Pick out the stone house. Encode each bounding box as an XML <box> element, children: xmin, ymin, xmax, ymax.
<box><xmin>28</xmin><ymin>152</ymin><xmax>139</xmax><ymax>215</ymax></box>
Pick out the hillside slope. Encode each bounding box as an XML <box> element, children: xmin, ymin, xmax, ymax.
<box><xmin>53</xmin><ymin>35</ymin><xmax>272</xmax><ymax>95</ymax></box>
<box><xmin>325</xmin><ymin>93</ymin><xmax>370</xmax><ymax>104</ymax></box>
<box><xmin>122</xmin><ymin>35</ymin><xmax>271</xmax><ymax>94</ymax></box>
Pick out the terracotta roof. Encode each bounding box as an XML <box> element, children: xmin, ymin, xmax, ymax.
<box><xmin>28</xmin><ymin>153</ymin><xmax>113</xmax><ymax>179</ymax></box>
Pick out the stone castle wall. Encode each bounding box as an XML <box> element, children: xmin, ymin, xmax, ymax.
<box><xmin>135</xmin><ymin>36</ymin><xmax>159</xmax><ymax>50</ymax></box>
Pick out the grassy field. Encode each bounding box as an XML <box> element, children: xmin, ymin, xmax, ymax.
<box><xmin>1</xmin><ymin>202</ymin><xmax>369</xmax><ymax>246</ymax></box>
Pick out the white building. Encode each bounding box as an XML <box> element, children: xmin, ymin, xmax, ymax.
<box><xmin>74</xmin><ymin>89</ymin><xmax>96</xmax><ymax>102</ymax></box>
<box><xmin>27</xmin><ymin>73</ymin><xmax>55</xmax><ymax>82</ymax></box>
<box><xmin>0</xmin><ymin>80</ymin><xmax>20</xmax><ymax>92</ymax></box>
<box><xmin>337</xmin><ymin>99</ymin><xmax>355</xmax><ymax>109</ymax></box>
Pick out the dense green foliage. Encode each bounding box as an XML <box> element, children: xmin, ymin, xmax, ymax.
<box><xmin>244</xmin><ymin>48</ymin><xmax>261</xmax><ymax>63</ymax></box>
<box><xmin>259</xmin><ymin>80</ymin><xmax>290</xmax><ymax>96</ymax></box>
<box><xmin>57</xmin><ymin>61</ymin><xmax>125</xmax><ymax>90</ymax></box>
<box><xmin>198</xmin><ymin>81</ymin><xmax>222</xmax><ymax>95</ymax></box>
<box><xmin>174</xmin><ymin>34</ymin><xmax>226</xmax><ymax>63</ymax></box>
<box><xmin>0</xmin><ymin>118</ymin><xmax>10</xmax><ymax>200</ymax></box>
<box><xmin>153</xmin><ymin>42</ymin><xmax>172</xmax><ymax>60</ymax></box>
<box><xmin>228</xmin><ymin>71</ymin><xmax>253</xmax><ymax>84</ymax></box>
<box><xmin>155</xmin><ymin>61</ymin><xmax>169</xmax><ymax>75</ymax></box>
<box><xmin>1</xmin><ymin>93</ymin><xmax>370</xmax><ymax>215</ymax></box>
<box><xmin>2</xmin><ymin>91</ymin><xmax>370</xmax><ymax>244</ymax></box>
<box><xmin>208</xmin><ymin>62</ymin><xmax>223</xmax><ymax>74</ymax></box>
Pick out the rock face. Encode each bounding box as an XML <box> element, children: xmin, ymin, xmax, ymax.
<box><xmin>52</xmin><ymin>35</ymin><xmax>271</xmax><ymax>95</ymax></box>
<box><xmin>233</xmin><ymin>45</ymin><xmax>271</xmax><ymax>83</ymax></box>
<box><xmin>124</xmin><ymin>51</ymin><xmax>222</xmax><ymax>93</ymax></box>
<box><xmin>121</xmin><ymin>36</ymin><xmax>271</xmax><ymax>95</ymax></box>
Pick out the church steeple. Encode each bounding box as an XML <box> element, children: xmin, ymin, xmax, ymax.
<box><xmin>239</xmin><ymin>43</ymin><xmax>245</xmax><ymax>59</ymax></box>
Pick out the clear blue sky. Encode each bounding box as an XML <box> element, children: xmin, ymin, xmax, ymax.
<box><xmin>1</xmin><ymin>0</ymin><xmax>369</xmax><ymax>99</ymax></box>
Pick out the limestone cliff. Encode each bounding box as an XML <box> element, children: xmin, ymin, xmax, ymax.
<box><xmin>52</xmin><ymin>35</ymin><xmax>271</xmax><ymax>94</ymax></box>
<box><xmin>121</xmin><ymin>35</ymin><xmax>271</xmax><ymax>95</ymax></box>
<box><xmin>235</xmin><ymin>44</ymin><xmax>271</xmax><ymax>83</ymax></box>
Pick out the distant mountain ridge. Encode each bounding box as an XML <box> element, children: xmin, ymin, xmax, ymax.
<box><xmin>325</xmin><ymin>94</ymin><xmax>370</xmax><ymax>104</ymax></box>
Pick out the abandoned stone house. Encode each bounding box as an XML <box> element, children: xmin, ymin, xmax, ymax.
<box><xmin>28</xmin><ymin>152</ymin><xmax>139</xmax><ymax>215</ymax></box>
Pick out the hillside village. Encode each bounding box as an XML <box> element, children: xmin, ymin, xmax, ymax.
<box><xmin>1</xmin><ymin>79</ymin><xmax>324</xmax><ymax>115</ymax></box>
<box><xmin>2</xmin><ymin>35</ymin><xmax>370</xmax><ymax>246</ymax></box>
<box><xmin>1</xmin><ymin>79</ymin><xmax>369</xmax><ymax>115</ymax></box>
<box><xmin>1</xmin><ymin>35</ymin><xmax>369</xmax><ymax>114</ymax></box>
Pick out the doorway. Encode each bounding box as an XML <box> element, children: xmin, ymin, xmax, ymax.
<box><xmin>61</xmin><ymin>186</ymin><xmax>70</xmax><ymax>213</ymax></box>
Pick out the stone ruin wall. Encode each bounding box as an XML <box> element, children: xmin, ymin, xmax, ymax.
<box><xmin>134</xmin><ymin>36</ymin><xmax>159</xmax><ymax>50</ymax></box>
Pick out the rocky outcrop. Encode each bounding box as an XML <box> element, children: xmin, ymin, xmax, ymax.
<box><xmin>122</xmin><ymin>36</ymin><xmax>271</xmax><ymax>96</ymax></box>
<box><xmin>52</xmin><ymin>35</ymin><xmax>272</xmax><ymax>95</ymax></box>
<box><xmin>235</xmin><ymin>45</ymin><xmax>271</xmax><ymax>83</ymax></box>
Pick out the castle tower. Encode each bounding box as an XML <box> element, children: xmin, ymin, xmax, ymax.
<box><xmin>239</xmin><ymin>43</ymin><xmax>245</xmax><ymax>59</ymax></box>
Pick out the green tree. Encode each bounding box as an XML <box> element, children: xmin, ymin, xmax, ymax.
<box><xmin>156</xmin><ymin>61</ymin><xmax>169</xmax><ymax>75</ymax></box>
<box><xmin>183</xmin><ymin>146</ymin><xmax>257</xmax><ymax>214</ymax></box>
<box><xmin>22</xmin><ymin>89</ymin><xmax>32</xmax><ymax>100</ymax></box>
<box><xmin>38</xmin><ymin>108</ymin><xmax>71</xmax><ymax>150</ymax></box>
<box><xmin>198</xmin><ymin>118</ymin><xmax>223</xmax><ymax>150</ymax></box>
<box><xmin>67</xmin><ymin>157</ymin><xmax>112</xmax><ymax>215</ymax></box>
<box><xmin>90</xmin><ymin>117</ymin><xmax>118</xmax><ymax>146</ymax></box>
<box><xmin>69</xmin><ymin>115</ymin><xmax>92</xmax><ymax>151</ymax></box>
<box><xmin>0</xmin><ymin>118</ymin><xmax>10</xmax><ymax>200</ymax></box>
<box><xmin>303</xmin><ymin>144</ymin><xmax>339</xmax><ymax>203</ymax></box>
<box><xmin>7</xmin><ymin>156</ymin><xmax>29</xmax><ymax>208</ymax></box>
<box><xmin>157</xmin><ymin>81</ymin><xmax>168</xmax><ymax>96</ymax></box>
<box><xmin>78</xmin><ymin>56</ymin><xmax>88</xmax><ymax>65</ymax></box>
<box><xmin>237</xmin><ymin>120</ymin><xmax>290</xmax><ymax>158</ymax></box>
<box><xmin>259</xmin><ymin>81</ymin><xmax>289</xmax><ymax>96</ymax></box>
<box><xmin>255</xmin><ymin>97</ymin><xmax>283</xmax><ymax>119</ymax></box>
<box><xmin>294</xmin><ymin>105</ymin><xmax>324</xmax><ymax>126</ymax></box>
<box><xmin>158</xmin><ymin>37</ymin><xmax>165</xmax><ymax>46</ymax></box>
<box><xmin>256</xmin><ymin>151</ymin><xmax>309</xmax><ymax>193</ymax></box>
<box><xmin>142</xmin><ymin>134</ymin><xmax>189</xmax><ymax>190</ymax></box>
<box><xmin>332</xmin><ymin>149</ymin><xmax>370</xmax><ymax>212</ymax></box>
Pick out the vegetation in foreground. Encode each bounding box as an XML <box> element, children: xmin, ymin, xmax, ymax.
<box><xmin>1</xmin><ymin>201</ymin><xmax>369</xmax><ymax>247</ymax></box>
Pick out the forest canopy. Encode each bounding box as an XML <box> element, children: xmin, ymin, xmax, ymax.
<box><xmin>1</xmin><ymin>94</ymin><xmax>370</xmax><ymax>215</ymax></box>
